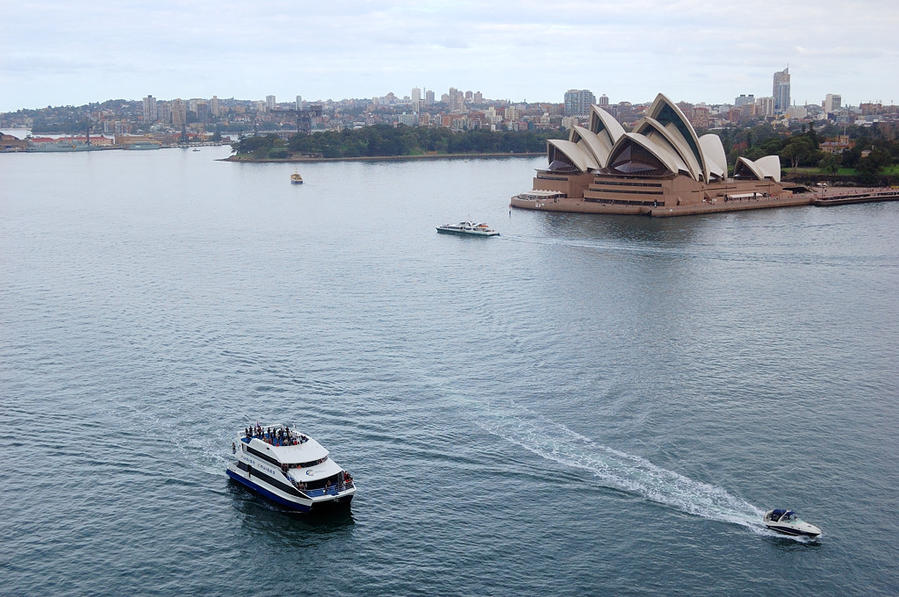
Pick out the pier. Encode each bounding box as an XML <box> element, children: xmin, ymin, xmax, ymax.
<box><xmin>809</xmin><ymin>188</ymin><xmax>899</xmax><ymax>207</ymax></box>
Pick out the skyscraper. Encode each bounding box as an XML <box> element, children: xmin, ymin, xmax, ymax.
<box><xmin>142</xmin><ymin>95</ymin><xmax>157</xmax><ymax>122</ymax></box>
<box><xmin>266</xmin><ymin>95</ymin><xmax>276</xmax><ymax>111</ymax></box>
<box><xmin>756</xmin><ymin>96</ymin><xmax>774</xmax><ymax>118</ymax></box>
<box><xmin>824</xmin><ymin>93</ymin><xmax>841</xmax><ymax>114</ymax></box>
<box><xmin>773</xmin><ymin>68</ymin><xmax>790</xmax><ymax>112</ymax></box>
<box><xmin>563</xmin><ymin>89</ymin><xmax>596</xmax><ymax>117</ymax></box>
<box><xmin>171</xmin><ymin>99</ymin><xmax>186</xmax><ymax>126</ymax></box>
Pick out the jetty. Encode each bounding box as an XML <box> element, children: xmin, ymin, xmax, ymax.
<box><xmin>810</xmin><ymin>187</ymin><xmax>899</xmax><ymax>207</ymax></box>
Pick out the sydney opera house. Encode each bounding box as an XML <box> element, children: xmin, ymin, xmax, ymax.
<box><xmin>511</xmin><ymin>93</ymin><xmax>807</xmax><ymax>217</ymax></box>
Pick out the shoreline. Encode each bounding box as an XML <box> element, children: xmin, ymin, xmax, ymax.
<box><xmin>511</xmin><ymin>186</ymin><xmax>899</xmax><ymax>218</ymax></box>
<box><xmin>220</xmin><ymin>152</ymin><xmax>543</xmax><ymax>163</ymax></box>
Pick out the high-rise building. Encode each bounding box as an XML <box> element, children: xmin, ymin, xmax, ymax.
<box><xmin>210</xmin><ymin>96</ymin><xmax>220</xmax><ymax>117</ymax></box>
<box><xmin>734</xmin><ymin>94</ymin><xmax>755</xmax><ymax>107</ymax></box>
<box><xmin>563</xmin><ymin>89</ymin><xmax>595</xmax><ymax>117</ymax></box>
<box><xmin>448</xmin><ymin>87</ymin><xmax>465</xmax><ymax>112</ymax></box>
<box><xmin>425</xmin><ymin>90</ymin><xmax>435</xmax><ymax>105</ymax></box>
<box><xmin>196</xmin><ymin>101</ymin><xmax>209</xmax><ymax>124</ymax></box>
<box><xmin>171</xmin><ymin>99</ymin><xmax>187</xmax><ymax>126</ymax></box>
<box><xmin>156</xmin><ymin>101</ymin><xmax>171</xmax><ymax>124</ymax></box>
<box><xmin>411</xmin><ymin>88</ymin><xmax>421</xmax><ymax>104</ymax></box>
<box><xmin>773</xmin><ymin>68</ymin><xmax>790</xmax><ymax>112</ymax></box>
<box><xmin>598</xmin><ymin>94</ymin><xmax>609</xmax><ymax>107</ymax></box>
<box><xmin>142</xmin><ymin>95</ymin><xmax>157</xmax><ymax>122</ymax></box>
<box><xmin>755</xmin><ymin>96</ymin><xmax>774</xmax><ymax>117</ymax></box>
<box><xmin>824</xmin><ymin>93</ymin><xmax>842</xmax><ymax>114</ymax></box>
<box><xmin>266</xmin><ymin>95</ymin><xmax>276</xmax><ymax>111</ymax></box>
<box><xmin>296</xmin><ymin>95</ymin><xmax>303</xmax><ymax>110</ymax></box>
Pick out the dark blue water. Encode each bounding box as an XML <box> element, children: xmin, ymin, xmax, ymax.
<box><xmin>1</xmin><ymin>147</ymin><xmax>897</xmax><ymax>595</ymax></box>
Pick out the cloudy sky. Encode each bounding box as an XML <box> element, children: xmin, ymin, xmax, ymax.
<box><xmin>2</xmin><ymin>0</ymin><xmax>897</xmax><ymax>112</ymax></box>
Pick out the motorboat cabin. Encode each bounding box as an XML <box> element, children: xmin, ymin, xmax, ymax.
<box><xmin>763</xmin><ymin>509</ymin><xmax>821</xmax><ymax>538</ymax></box>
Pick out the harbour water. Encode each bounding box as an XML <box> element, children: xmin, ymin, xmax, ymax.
<box><xmin>1</xmin><ymin>147</ymin><xmax>897</xmax><ymax>595</ymax></box>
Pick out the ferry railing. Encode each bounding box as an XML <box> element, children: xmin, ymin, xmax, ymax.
<box><xmin>297</xmin><ymin>482</ymin><xmax>355</xmax><ymax>498</ymax></box>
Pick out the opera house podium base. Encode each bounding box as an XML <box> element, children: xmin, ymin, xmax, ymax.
<box><xmin>510</xmin><ymin>188</ymin><xmax>813</xmax><ymax>218</ymax></box>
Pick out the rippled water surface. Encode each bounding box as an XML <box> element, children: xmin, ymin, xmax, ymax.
<box><xmin>1</xmin><ymin>148</ymin><xmax>897</xmax><ymax>595</ymax></box>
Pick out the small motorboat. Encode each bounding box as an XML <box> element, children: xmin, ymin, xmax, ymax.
<box><xmin>763</xmin><ymin>509</ymin><xmax>821</xmax><ymax>538</ymax></box>
<box><xmin>436</xmin><ymin>221</ymin><xmax>499</xmax><ymax>237</ymax></box>
<box><xmin>290</xmin><ymin>172</ymin><xmax>304</xmax><ymax>184</ymax></box>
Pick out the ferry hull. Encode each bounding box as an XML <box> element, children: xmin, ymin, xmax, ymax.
<box><xmin>764</xmin><ymin>524</ymin><xmax>820</xmax><ymax>538</ymax></box>
<box><xmin>227</xmin><ymin>466</ymin><xmax>354</xmax><ymax>512</ymax></box>
<box><xmin>228</xmin><ymin>469</ymin><xmax>312</xmax><ymax>511</ymax></box>
<box><xmin>436</xmin><ymin>227</ymin><xmax>499</xmax><ymax>237</ymax></box>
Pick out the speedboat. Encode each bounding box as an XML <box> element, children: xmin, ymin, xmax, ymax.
<box><xmin>436</xmin><ymin>221</ymin><xmax>499</xmax><ymax>236</ymax></box>
<box><xmin>763</xmin><ymin>509</ymin><xmax>821</xmax><ymax>538</ymax></box>
<box><xmin>290</xmin><ymin>172</ymin><xmax>303</xmax><ymax>184</ymax></box>
<box><xmin>227</xmin><ymin>424</ymin><xmax>355</xmax><ymax>512</ymax></box>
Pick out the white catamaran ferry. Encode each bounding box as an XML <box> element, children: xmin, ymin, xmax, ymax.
<box><xmin>227</xmin><ymin>424</ymin><xmax>355</xmax><ymax>512</ymax></box>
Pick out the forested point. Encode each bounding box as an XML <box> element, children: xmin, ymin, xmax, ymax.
<box><xmin>708</xmin><ymin>122</ymin><xmax>899</xmax><ymax>184</ymax></box>
<box><xmin>231</xmin><ymin>125</ymin><xmax>565</xmax><ymax>159</ymax></box>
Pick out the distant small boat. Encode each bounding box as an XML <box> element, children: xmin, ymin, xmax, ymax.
<box><xmin>290</xmin><ymin>172</ymin><xmax>304</xmax><ymax>184</ymax></box>
<box><xmin>763</xmin><ymin>509</ymin><xmax>821</xmax><ymax>538</ymax></box>
<box><xmin>436</xmin><ymin>221</ymin><xmax>499</xmax><ymax>237</ymax></box>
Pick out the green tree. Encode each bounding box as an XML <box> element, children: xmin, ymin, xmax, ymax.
<box><xmin>818</xmin><ymin>153</ymin><xmax>839</xmax><ymax>174</ymax></box>
<box><xmin>781</xmin><ymin>136</ymin><xmax>820</xmax><ymax>168</ymax></box>
<box><xmin>856</xmin><ymin>148</ymin><xmax>891</xmax><ymax>181</ymax></box>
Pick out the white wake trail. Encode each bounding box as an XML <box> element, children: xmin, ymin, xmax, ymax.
<box><xmin>476</xmin><ymin>401</ymin><xmax>776</xmax><ymax>535</ymax></box>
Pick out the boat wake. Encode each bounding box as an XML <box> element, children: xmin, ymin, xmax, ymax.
<box><xmin>475</xmin><ymin>400</ymin><xmax>798</xmax><ymax>538</ymax></box>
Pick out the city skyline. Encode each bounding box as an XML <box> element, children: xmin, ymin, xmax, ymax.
<box><xmin>2</xmin><ymin>0</ymin><xmax>898</xmax><ymax>113</ymax></box>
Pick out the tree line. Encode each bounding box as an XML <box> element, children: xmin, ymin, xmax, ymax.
<box><xmin>232</xmin><ymin>125</ymin><xmax>565</xmax><ymax>159</ymax></box>
<box><xmin>711</xmin><ymin>122</ymin><xmax>899</xmax><ymax>181</ymax></box>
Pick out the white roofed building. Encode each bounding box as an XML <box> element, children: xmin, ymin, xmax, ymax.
<box><xmin>511</xmin><ymin>93</ymin><xmax>803</xmax><ymax>217</ymax></box>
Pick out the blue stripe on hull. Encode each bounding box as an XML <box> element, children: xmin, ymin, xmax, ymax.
<box><xmin>227</xmin><ymin>469</ymin><xmax>311</xmax><ymax>512</ymax></box>
<box><xmin>765</xmin><ymin>525</ymin><xmax>818</xmax><ymax>537</ymax></box>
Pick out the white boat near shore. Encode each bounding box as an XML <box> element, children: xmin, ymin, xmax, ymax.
<box><xmin>436</xmin><ymin>221</ymin><xmax>499</xmax><ymax>236</ymax></box>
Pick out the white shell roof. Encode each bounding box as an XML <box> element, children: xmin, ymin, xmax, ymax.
<box><xmin>541</xmin><ymin>92</ymin><xmax>783</xmax><ymax>183</ymax></box>
<box><xmin>699</xmin><ymin>134</ymin><xmax>727</xmax><ymax>179</ymax></box>
<box><xmin>608</xmin><ymin>132</ymin><xmax>679</xmax><ymax>175</ymax></box>
<box><xmin>548</xmin><ymin>138</ymin><xmax>597</xmax><ymax>172</ymax></box>
<box><xmin>736</xmin><ymin>155</ymin><xmax>782</xmax><ymax>182</ymax></box>
<box><xmin>634</xmin><ymin>117</ymin><xmax>696</xmax><ymax>179</ymax></box>
<box><xmin>590</xmin><ymin>105</ymin><xmax>626</xmax><ymax>143</ymax></box>
<box><xmin>571</xmin><ymin>125</ymin><xmax>613</xmax><ymax>168</ymax></box>
<box><xmin>754</xmin><ymin>155</ymin><xmax>782</xmax><ymax>182</ymax></box>
<box><xmin>647</xmin><ymin>93</ymin><xmax>709</xmax><ymax>182</ymax></box>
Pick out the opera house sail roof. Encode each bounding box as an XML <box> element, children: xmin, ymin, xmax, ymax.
<box><xmin>546</xmin><ymin>93</ymin><xmax>770</xmax><ymax>184</ymax></box>
<box><xmin>513</xmin><ymin>92</ymin><xmax>792</xmax><ymax>217</ymax></box>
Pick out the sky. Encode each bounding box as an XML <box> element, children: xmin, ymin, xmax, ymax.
<box><xmin>2</xmin><ymin>0</ymin><xmax>898</xmax><ymax>112</ymax></box>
